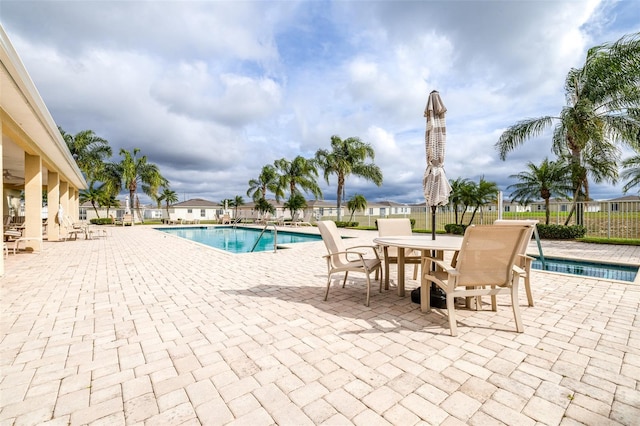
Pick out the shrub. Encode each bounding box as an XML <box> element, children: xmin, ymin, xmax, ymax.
<box><xmin>444</xmin><ymin>223</ymin><xmax>467</xmax><ymax>235</ymax></box>
<box><xmin>90</xmin><ymin>217</ymin><xmax>114</xmax><ymax>225</ymax></box>
<box><xmin>335</xmin><ymin>221</ymin><xmax>358</xmax><ymax>228</ymax></box>
<box><xmin>537</xmin><ymin>224</ymin><xmax>586</xmax><ymax>239</ymax></box>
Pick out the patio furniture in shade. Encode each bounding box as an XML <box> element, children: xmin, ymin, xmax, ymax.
<box><xmin>494</xmin><ymin>219</ymin><xmax>539</xmax><ymax>306</ymax></box>
<box><xmin>376</xmin><ymin>218</ymin><xmax>421</xmax><ymax>290</ymax></box>
<box><xmin>317</xmin><ymin>220</ymin><xmax>383</xmax><ymax>307</ymax></box>
<box><xmin>420</xmin><ymin>225</ymin><xmax>529</xmax><ymax>336</ymax></box>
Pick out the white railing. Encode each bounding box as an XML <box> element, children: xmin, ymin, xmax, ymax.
<box><xmin>324</xmin><ymin>200</ymin><xmax>640</xmax><ymax>240</ymax></box>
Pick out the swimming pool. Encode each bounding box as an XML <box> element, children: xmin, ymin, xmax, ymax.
<box><xmin>157</xmin><ymin>226</ymin><xmax>322</xmax><ymax>253</ymax></box>
<box><xmin>531</xmin><ymin>256</ymin><xmax>638</xmax><ymax>282</ymax></box>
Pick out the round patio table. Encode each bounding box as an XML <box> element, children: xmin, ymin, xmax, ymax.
<box><xmin>373</xmin><ymin>235</ymin><xmax>463</xmax><ymax>297</ymax></box>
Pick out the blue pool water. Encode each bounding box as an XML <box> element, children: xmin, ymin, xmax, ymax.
<box><xmin>532</xmin><ymin>256</ymin><xmax>638</xmax><ymax>282</ymax></box>
<box><xmin>157</xmin><ymin>226</ymin><xmax>322</xmax><ymax>253</ymax></box>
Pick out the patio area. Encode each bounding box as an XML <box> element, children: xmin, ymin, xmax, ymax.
<box><xmin>1</xmin><ymin>225</ymin><xmax>639</xmax><ymax>425</ymax></box>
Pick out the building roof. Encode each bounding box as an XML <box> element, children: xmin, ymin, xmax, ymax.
<box><xmin>172</xmin><ymin>198</ymin><xmax>220</xmax><ymax>208</ymax></box>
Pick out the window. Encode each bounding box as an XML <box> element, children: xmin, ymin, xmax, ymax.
<box><xmin>79</xmin><ymin>208</ymin><xmax>87</xmax><ymax>220</ymax></box>
<box><xmin>369</xmin><ymin>208</ymin><xmax>373</xmax><ymax>215</ymax></box>
<box><xmin>504</xmin><ymin>205</ymin><xmax>511</xmax><ymax>212</ymax></box>
<box><xmin>201</xmin><ymin>209</ymin><xmax>206</xmax><ymax>217</ymax></box>
<box><xmin>379</xmin><ymin>208</ymin><xmax>386</xmax><ymax>217</ymax></box>
<box><xmin>187</xmin><ymin>209</ymin><xmax>193</xmax><ymax>213</ymax></box>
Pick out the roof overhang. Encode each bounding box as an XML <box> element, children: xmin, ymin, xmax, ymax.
<box><xmin>1</xmin><ymin>24</ymin><xmax>86</xmax><ymax>190</ymax></box>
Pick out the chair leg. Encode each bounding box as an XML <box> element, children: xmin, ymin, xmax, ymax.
<box><xmin>524</xmin><ymin>274</ymin><xmax>534</xmax><ymax>307</ymax></box>
<box><xmin>413</xmin><ymin>264</ymin><xmax>418</xmax><ymax>280</ymax></box>
<box><xmin>511</xmin><ymin>281</ymin><xmax>524</xmax><ymax>332</ymax></box>
<box><xmin>324</xmin><ymin>274</ymin><xmax>332</xmax><ymax>301</ymax></box>
<box><xmin>342</xmin><ymin>271</ymin><xmax>349</xmax><ymax>288</ymax></box>
<box><xmin>365</xmin><ymin>274</ymin><xmax>371</xmax><ymax>307</ymax></box>
<box><xmin>446</xmin><ymin>293</ymin><xmax>457</xmax><ymax>336</ymax></box>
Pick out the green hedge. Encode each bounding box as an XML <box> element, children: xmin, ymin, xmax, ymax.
<box><xmin>443</xmin><ymin>223</ymin><xmax>587</xmax><ymax>239</ymax></box>
<box><xmin>90</xmin><ymin>218</ymin><xmax>115</xmax><ymax>225</ymax></box>
<box><xmin>335</xmin><ymin>221</ymin><xmax>359</xmax><ymax>228</ymax></box>
<box><xmin>444</xmin><ymin>223</ymin><xmax>467</xmax><ymax>235</ymax></box>
<box><xmin>537</xmin><ymin>224</ymin><xmax>586</xmax><ymax>239</ymax></box>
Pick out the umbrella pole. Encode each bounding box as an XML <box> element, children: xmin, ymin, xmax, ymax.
<box><xmin>431</xmin><ymin>206</ymin><xmax>437</xmax><ymax>240</ymax></box>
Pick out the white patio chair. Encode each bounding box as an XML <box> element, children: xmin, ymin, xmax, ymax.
<box><xmin>420</xmin><ymin>225</ymin><xmax>529</xmax><ymax>336</ymax></box>
<box><xmin>317</xmin><ymin>220</ymin><xmax>383</xmax><ymax>307</ymax></box>
<box><xmin>494</xmin><ymin>219</ymin><xmax>539</xmax><ymax>306</ymax></box>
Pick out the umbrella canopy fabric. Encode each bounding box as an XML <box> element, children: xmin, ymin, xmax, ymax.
<box><xmin>423</xmin><ymin>90</ymin><xmax>451</xmax><ymax>206</ymax></box>
<box><xmin>423</xmin><ymin>90</ymin><xmax>451</xmax><ymax>239</ymax></box>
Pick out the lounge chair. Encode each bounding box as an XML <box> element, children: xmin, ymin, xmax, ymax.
<box><xmin>287</xmin><ymin>211</ymin><xmax>313</xmax><ymax>226</ymax></box>
<box><xmin>494</xmin><ymin>219</ymin><xmax>539</xmax><ymax>306</ymax></box>
<box><xmin>420</xmin><ymin>224</ymin><xmax>529</xmax><ymax>336</ymax></box>
<box><xmin>63</xmin><ymin>216</ymin><xmax>87</xmax><ymax>240</ymax></box>
<box><xmin>376</xmin><ymin>218</ymin><xmax>421</xmax><ymax>290</ymax></box>
<box><xmin>220</xmin><ymin>214</ymin><xmax>231</xmax><ymax>224</ymax></box>
<box><xmin>4</xmin><ymin>228</ymin><xmax>42</xmax><ymax>254</ymax></box>
<box><xmin>317</xmin><ymin>220</ymin><xmax>383</xmax><ymax>307</ymax></box>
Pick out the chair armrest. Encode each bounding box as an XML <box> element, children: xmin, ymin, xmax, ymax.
<box><xmin>346</xmin><ymin>245</ymin><xmax>381</xmax><ymax>260</ymax></box>
<box><xmin>423</xmin><ymin>257</ymin><xmax>455</xmax><ymax>274</ymax></box>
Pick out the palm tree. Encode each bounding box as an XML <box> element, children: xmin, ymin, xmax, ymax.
<box><xmin>346</xmin><ymin>194</ymin><xmax>367</xmax><ymax>222</ymax></box>
<box><xmin>315</xmin><ymin>135</ymin><xmax>383</xmax><ymax>221</ymax></box>
<box><xmin>247</xmin><ymin>165</ymin><xmax>283</xmax><ymax>202</ymax></box>
<box><xmin>466</xmin><ymin>177</ymin><xmax>499</xmax><ymax>226</ymax></box>
<box><xmin>283</xmin><ymin>193</ymin><xmax>307</xmax><ymax>219</ymax></box>
<box><xmin>158</xmin><ymin>188</ymin><xmax>178</xmax><ymax>218</ymax></box>
<box><xmin>621</xmin><ymin>151</ymin><xmax>640</xmax><ymax>194</ymax></box>
<box><xmin>448</xmin><ymin>177</ymin><xmax>471</xmax><ymax>225</ymax></box>
<box><xmin>496</xmin><ymin>33</ymin><xmax>640</xmax><ymax>215</ymax></box>
<box><xmin>79</xmin><ymin>181</ymin><xmax>107</xmax><ymax>218</ymax></box>
<box><xmin>106</xmin><ymin>148</ymin><xmax>167</xmax><ymax>222</ymax></box>
<box><xmin>231</xmin><ymin>195</ymin><xmax>245</xmax><ymax>219</ymax></box>
<box><xmin>507</xmin><ymin>158</ymin><xmax>573</xmax><ymax>224</ymax></box>
<box><xmin>101</xmin><ymin>193</ymin><xmax>119</xmax><ymax>221</ymax></box>
<box><xmin>59</xmin><ymin>127</ymin><xmax>112</xmax><ymax>180</ymax></box>
<box><xmin>274</xmin><ymin>156</ymin><xmax>322</xmax><ymax>200</ymax></box>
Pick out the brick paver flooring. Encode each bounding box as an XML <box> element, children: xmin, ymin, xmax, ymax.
<box><xmin>1</xmin><ymin>225</ymin><xmax>639</xmax><ymax>425</ymax></box>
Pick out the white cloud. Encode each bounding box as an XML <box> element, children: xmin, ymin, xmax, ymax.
<box><xmin>2</xmin><ymin>0</ymin><xmax>637</xmax><ymax>203</ymax></box>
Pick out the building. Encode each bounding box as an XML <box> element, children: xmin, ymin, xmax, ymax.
<box><xmin>1</xmin><ymin>25</ymin><xmax>87</xmax><ymax>274</ymax></box>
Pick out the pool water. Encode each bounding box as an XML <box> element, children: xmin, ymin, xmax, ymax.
<box><xmin>157</xmin><ymin>226</ymin><xmax>322</xmax><ymax>253</ymax></box>
<box><xmin>531</xmin><ymin>256</ymin><xmax>638</xmax><ymax>282</ymax></box>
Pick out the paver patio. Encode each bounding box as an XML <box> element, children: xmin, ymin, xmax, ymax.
<box><xmin>1</xmin><ymin>225</ymin><xmax>639</xmax><ymax>425</ymax></box>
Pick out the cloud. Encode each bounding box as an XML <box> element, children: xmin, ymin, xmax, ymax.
<box><xmin>2</xmin><ymin>0</ymin><xmax>637</xmax><ymax>204</ymax></box>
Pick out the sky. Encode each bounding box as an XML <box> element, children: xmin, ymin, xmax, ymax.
<box><xmin>2</xmin><ymin>0</ymin><xmax>639</xmax><ymax>205</ymax></box>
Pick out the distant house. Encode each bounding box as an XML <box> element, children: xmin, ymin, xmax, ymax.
<box><xmin>170</xmin><ymin>198</ymin><xmax>220</xmax><ymax>222</ymax></box>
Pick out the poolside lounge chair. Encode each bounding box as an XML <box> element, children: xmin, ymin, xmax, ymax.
<box><xmin>220</xmin><ymin>214</ymin><xmax>231</xmax><ymax>224</ymax></box>
<box><xmin>287</xmin><ymin>211</ymin><xmax>313</xmax><ymax>226</ymax></box>
<box><xmin>420</xmin><ymin>224</ymin><xmax>529</xmax><ymax>336</ymax></box>
<box><xmin>4</xmin><ymin>228</ymin><xmax>42</xmax><ymax>254</ymax></box>
<box><xmin>62</xmin><ymin>216</ymin><xmax>87</xmax><ymax>240</ymax></box>
<box><xmin>494</xmin><ymin>219</ymin><xmax>539</xmax><ymax>306</ymax></box>
<box><xmin>376</xmin><ymin>218</ymin><xmax>421</xmax><ymax>290</ymax></box>
<box><xmin>317</xmin><ymin>220</ymin><xmax>383</xmax><ymax>307</ymax></box>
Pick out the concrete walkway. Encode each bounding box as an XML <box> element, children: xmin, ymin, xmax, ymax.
<box><xmin>1</xmin><ymin>225</ymin><xmax>639</xmax><ymax>425</ymax></box>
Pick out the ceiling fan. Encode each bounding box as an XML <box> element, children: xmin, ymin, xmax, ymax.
<box><xmin>3</xmin><ymin>168</ymin><xmax>23</xmax><ymax>184</ymax></box>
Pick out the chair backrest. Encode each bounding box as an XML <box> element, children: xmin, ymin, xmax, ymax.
<box><xmin>455</xmin><ymin>225</ymin><xmax>529</xmax><ymax>287</ymax></box>
<box><xmin>317</xmin><ymin>221</ymin><xmax>348</xmax><ymax>266</ymax></box>
<box><xmin>493</xmin><ymin>219</ymin><xmax>538</xmax><ymax>257</ymax></box>
<box><xmin>377</xmin><ymin>218</ymin><xmax>413</xmax><ymax>256</ymax></box>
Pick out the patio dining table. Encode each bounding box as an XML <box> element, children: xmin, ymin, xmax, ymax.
<box><xmin>373</xmin><ymin>235</ymin><xmax>463</xmax><ymax>297</ymax></box>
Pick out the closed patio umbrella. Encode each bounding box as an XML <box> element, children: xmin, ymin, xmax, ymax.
<box><xmin>423</xmin><ymin>90</ymin><xmax>451</xmax><ymax>240</ymax></box>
